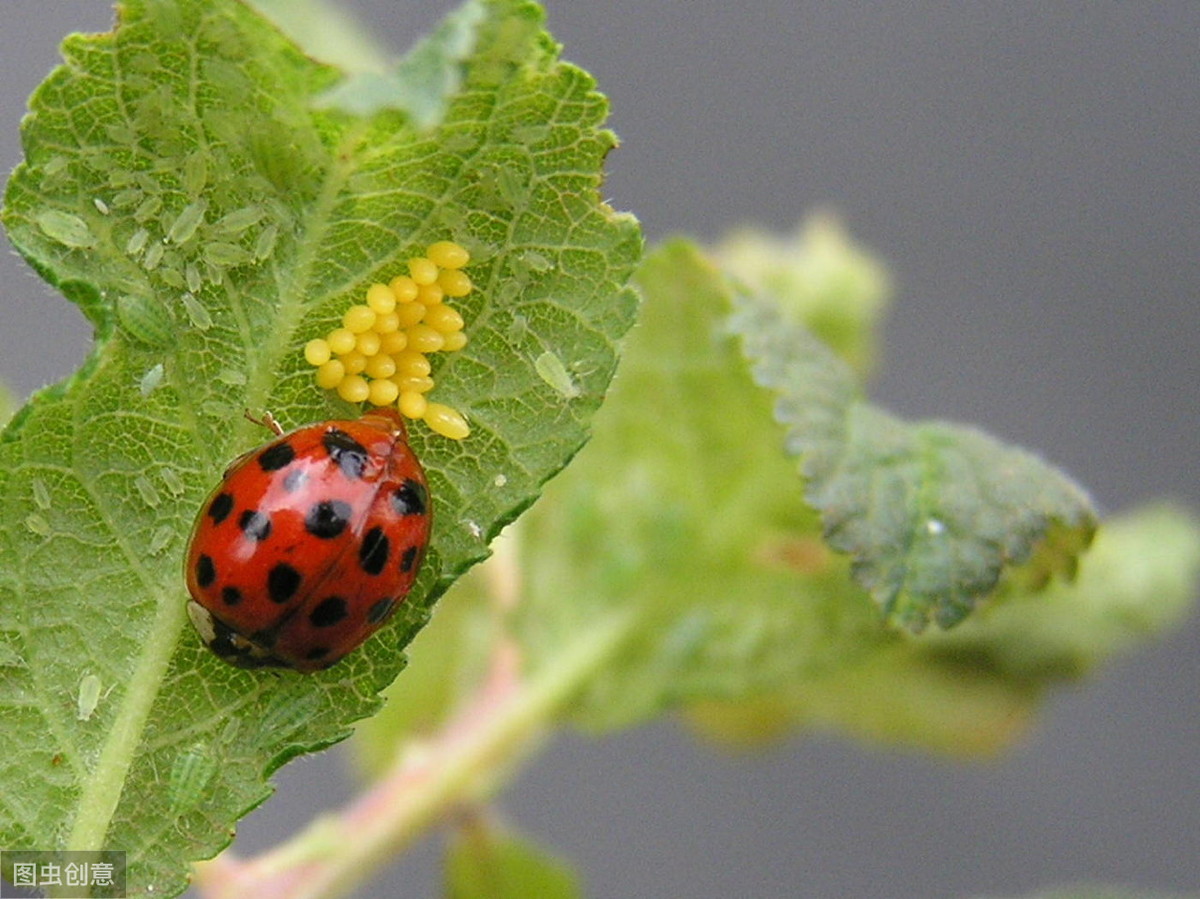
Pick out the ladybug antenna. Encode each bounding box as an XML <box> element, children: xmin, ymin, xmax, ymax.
<box><xmin>244</xmin><ymin>409</ymin><xmax>285</xmax><ymax>437</ymax></box>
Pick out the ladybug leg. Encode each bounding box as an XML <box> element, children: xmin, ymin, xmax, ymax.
<box><xmin>244</xmin><ymin>409</ymin><xmax>285</xmax><ymax>437</ymax></box>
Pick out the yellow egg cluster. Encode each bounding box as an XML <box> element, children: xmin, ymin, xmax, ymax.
<box><xmin>303</xmin><ymin>241</ymin><xmax>472</xmax><ymax>440</ymax></box>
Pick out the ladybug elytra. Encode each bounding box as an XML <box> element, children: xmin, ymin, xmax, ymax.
<box><xmin>184</xmin><ymin>408</ymin><xmax>431</xmax><ymax>672</ymax></box>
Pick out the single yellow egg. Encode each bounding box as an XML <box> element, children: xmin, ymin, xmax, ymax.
<box><xmin>343</xmin><ymin>304</ymin><xmax>377</xmax><ymax>334</ymax></box>
<box><xmin>417</xmin><ymin>283</ymin><xmax>444</xmax><ymax>306</ymax></box>
<box><xmin>327</xmin><ymin>327</ymin><xmax>357</xmax><ymax>355</ymax></box>
<box><xmin>365</xmin><ymin>282</ymin><xmax>397</xmax><ymax>314</ymax></box>
<box><xmin>395</xmin><ymin>350</ymin><xmax>432</xmax><ymax>377</ymax></box>
<box><xmin>423</xmin><ymin>402</ymin><xmax>470</xmax><ymax>440</ymax></box>
<box><xmin>367</xmin><ymin>378</ymin><xmax>400</xmax><ymax>407</ymax></box>
<box><xmin>394</xmin><ymin>375</ymin><xmax>435</xmax><ymax>394</ymax></box>
<box><xmin>314</xmin><ymin>359</ymin><xmax>345</xmax><ymax>389</ymax></box>
<box><xmin>339</xmin><ymin>351</ymin><xmax>368</xmax><ymax>375</ymax></box>
<box><xmin>427</xmin><ymin>240</ymin><xmax>470</xmax><ymax>269</ymax></box>
<box><xmin>355</xmin><ymin>330</ymin><xmax>381</xmax><ymax>357</ymax></box>
<box><xmin>373</xmin><ymin>310</ymin><xmax>400</xmax><ymax>334</ymax></box>
<box><xmin>424</xmin><ymin>304</ymin><xmax>464</xmax><ymax>333</ymax></box>
<box><xmin>336</xmin><ymin>375</ymin><xmax>371</xmax><ymax>403</ymax></box>
<box><xmin>364</xmin><ymin>353</ymin><xmax>397</xmax><ymax>379</ymax></box>
<box><xmin>398</xmin><ymin>390</ymin><xmax>428</xmax><ymax>419</ymax></box>
<box><xmin>441</xmin><ymin>331</ymin><xmax>468</xmax><ymax>352</ymax></box>
<box><xmin>389</xmin><ymin>275</ymin><xmax>419</xmax><ymax>303</ymax></box>
<box><xmin>406</xmin><ymin>324</ymin><xmax>444</xmax><ymax>353</ymax></box>
<box><xmin>304</xmin><ymin>338</ymin><xmax>332</xmax><ymax>366</ymax></box>
<box><xmin>396</xmin><ymin>302</ymin><xmax>426</xmax><ymax>328</ymax></box>
<box><xmin>437</xmin><ymin>269</ymin><xmax>472</xmax><ymax>298</ymax></box>
<box><xmin>408</xmin><ymin>257</ymin><xmax>439</xmax><ymax>285</ymax></box>
<box><xmin>379</xmin><ymin>330</ymin><xmax>408</xmax><ymax>354</ymax></box>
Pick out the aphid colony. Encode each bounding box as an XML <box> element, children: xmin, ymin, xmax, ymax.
<box><xmin>303</xmin><ymin>240</ymin><xmax>472</xmax><ymax>440</ymax></box>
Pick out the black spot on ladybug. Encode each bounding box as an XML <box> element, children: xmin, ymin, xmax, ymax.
<box><xmin>359</xmin><ymin>527</ymin><xmax>390</xmax><ymax>575</ymax></box>
<box><xmin>258</xmin><ymin>441</ymin><xmax>296</xmax><ymax>472</ymax></box>
<box><xmin>305</xmin><ymin>646</ymin><xmax>330</xmax><ymax>661</ymax></box>
<box><xmin>196</xmin><ymin>554</ymin><xmax>216</xmax><ymax>588</ymax></box>
<box><xmin>367</xmin><ymin>597</ymin><xmax>395</xmax><ymax>624</ymax></box>
<box><xmin>310</xmin><ymin>596</ymin><xmax>348</xmax><ymax>628</ymax></box>
<box><xmin>323</xmin><ymin>429</ymin><xmax>368</xmax><ymax>479</ymax></box>
<box><xmin>305</xmin><ymin>499</ymin><xmax>352</xmax><ymax>538</ymax></box>
<box><xmin>399</xmin><ymin>545</ymin><xmax>420</xmax><ymax>574</ymax></box>
<box><xmin>391</xmin><ymin>479</ymin><xmax>428</xmax><ymax>517</ymax></box>
<box><xmin>267</xmin><ymin>563</ymin><xmax>302</xmax><ymax>603</ymax></box>
<box><xmin>208</xmin><ymin>492</ymin><xmax>234</xmax><ymax>525</ymax></box>
<box><xmin>282</xmin><ymin>468</ymin><xmax>308</xmax><ymax>492</ymax></box>
<box><xmin>221</xmin><ymin>586</ymin><xmax>242</xmax><ymax>606</ymax></box>
<box><xmin>239</xmin><ymin>509</ymin><xmax>272</xmax><ymax>542</ymax></box>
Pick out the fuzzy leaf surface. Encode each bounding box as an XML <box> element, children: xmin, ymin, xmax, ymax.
<box><xmin>731</xmin><ymin>291</ymin><xmax>1097</xmax><ymax>631</ymax></box>
<box><xmin>0</xmin><ymin>1</ymin><xmax>639</xmax><ymax>895</ymax></box>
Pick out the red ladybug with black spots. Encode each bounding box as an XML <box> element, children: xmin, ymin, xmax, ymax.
<box><xmin>184</xmin><ymin>408</ymin><xmax>431</xmax><ymax>672</ymax></box>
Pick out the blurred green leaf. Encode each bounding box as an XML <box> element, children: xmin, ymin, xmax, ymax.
<box><xmin>685</xmin><ymin>642</ymin><xmax>1038</xmax><ymax>757</ymax></box>
<box><xmin>687</xmin><ymin>503</ymin><xmax>1200</xmax><ymax>755</ymax></box>
<box><xmin>717</xmin><ymin>213</ymin><xmax>890</xmax><ymax>375</ymax></box>
<box><xmin>246</xmin><ymin>0</ymin><xmax>392</xmax><ymax>73</ymax></box>
<box><xmin>514</xmin><ymin>239</ymin><xmax>889</xmax><ymax>732</ymax></box>
<box><xmin>315</xmin><ymin>2</ymin><xmax>489</xmax><ymax>126</ymax></box>
<box><xmin>445</xmin><ymin>821</ymin><xmax>583</xmax><ymax>899</ymax></box>
<box><xmin>510</xmin><ymin>234</ymin><xmax>1187</xmax><ymax>755</ymax></box>
<box><xmin>731</xmin><ymin>289</ymin><xmax>1097</xmax><ymax>631</ymax></box>
<box><xmin>348</xmin><ymin>565</ymin><xmax>497</xmax><ymax>779</ymax></box>
<box><xmin>925</xmin><ymin>503</ymin><xmax>1200</xmax><ymax>680</ymax></box>
<box><xmin>0</xmin><ymin>0</ymin><xmax>638</xmax><ymax>894</ymax></box>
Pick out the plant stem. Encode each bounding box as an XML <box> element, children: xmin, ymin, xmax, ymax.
<box><xmin>193</xmin><ymin>608</ymin><xmax>634</xmax><ymax>899</ymax></box>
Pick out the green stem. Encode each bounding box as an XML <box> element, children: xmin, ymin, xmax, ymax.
<box><xmin>194</xmin><ymin>608</ymin><xmax>635</xmax><ymax>899</ymax></box>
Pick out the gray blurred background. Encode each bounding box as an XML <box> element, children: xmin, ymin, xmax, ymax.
<box><xmin>2</xmin><ymin>3</ymin><xmax>1198</xmax><ymax>897</ymax></box>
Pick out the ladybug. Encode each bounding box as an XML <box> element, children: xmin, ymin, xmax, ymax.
<box><xmin>184</xmin><ymin>408</ymin><xmax>431</xmax><ymax>672</ymax></box>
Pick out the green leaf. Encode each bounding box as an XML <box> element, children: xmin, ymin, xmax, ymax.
<box><xmin>315</xmin><ymin>2</ymin><xmax>489</xmax><ymax>126</ymax></box>
<box><xmin>717</xmin><ymin>213</ymin><xmax>890</xmax><ymax>376</ymax></box>
<box><xmin>347</xmin><ymin>565</ymin><xmax>497</xmax><ymax>779</ymax></box>
<box><xmin>0</xmin><ymin>0</ymin><xmax>639</xmax><ymax>895</ymax></box>
<box><xmin>246</xmin><ymin>0</ymin><xmax>391</xmax><ymax>73</ymax></box>
<box><xmin>514</xmin><ymin>239</ymin><xmax>890</xmax><ymax>731</ymax></box>
<box><xmin>685</xmin><ymin>502</ymin><xmax>1200</xmax><ymax>756</ymax></box>
<box><xmin>925</xmin><ymin>503</ymin><xmax>1200</xmax><ymax>680</ymax></box>
<box><xmin>514</xmin><ymin>234</ymin><xmax>1157</xmax><ymax>746</ymax></box>
<box><xmin>730</xmin><ymin>286</ymin><xmax>1097</xmax><ymax>631</ymax></box>
<box><xmin>445</xmin><ymin>821</ymin><xmax>583</xmax><ymax>899</ymax></box>
<box><xmin>684</xmin><ymin>649</ymin><xmax>1039</xmax><ymax>757</ymax></box>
